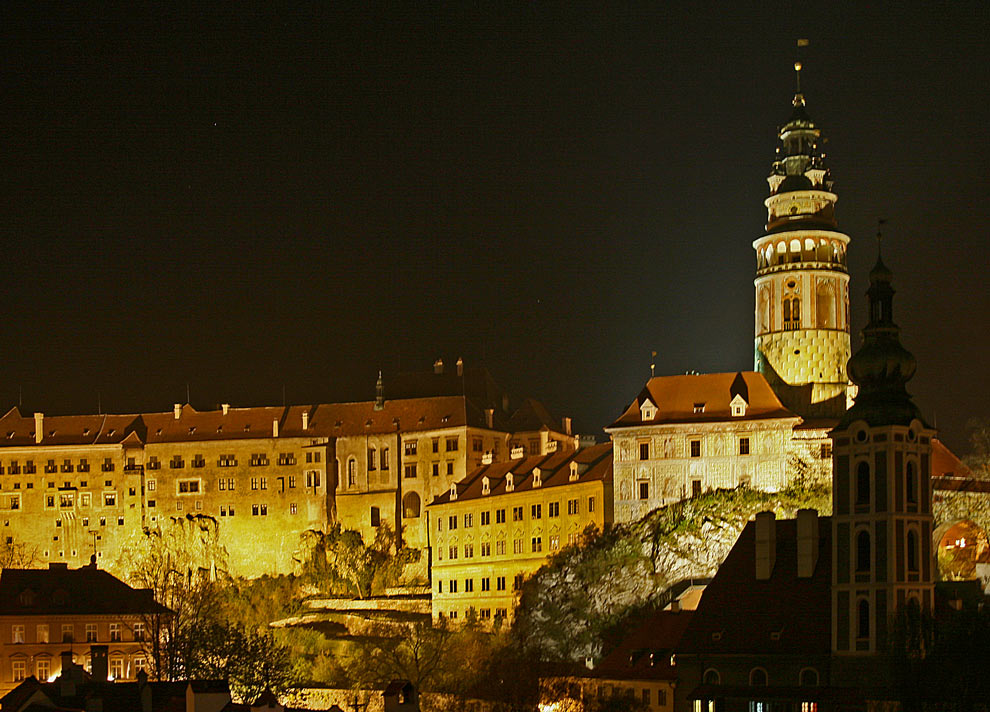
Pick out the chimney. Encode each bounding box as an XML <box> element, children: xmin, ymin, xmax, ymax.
<box><xmin>374</xmin><ymin>371</ymin><xmax>384</xmax><ymax>411</ymax></box>
<box><xmin>433</xmin><ymin>358</ymin><xmax>444</xmax><ymax>375</ymax></box>
<box><xmin>302</xmin><ymin>410</ymin><xmax>309</xmax><ymax>430</ymax></box>
<box><xmin>540</xmin><ymin>430</ymin><xmax>550</xmax><ymax>454</ymax></box>
<box><xmin>562</xmin><ymin>416</ymin><xmax>572</xmax><ymax>436</ymax></box>
<box><xmin>755</xmin><ymin>511</ymin><xmax>776</xmax><ymax>580</ymax></box>
<box><xmin>34</xmin><ymin>413</ymin><xmax>44</xmax><ymax>444</ymax></box>
<box><xmin>173</xmin><ymin>403</ymin><xmax>182</xmax><ymax>420</ymax></box>
<box><xmin>272</xmin><ymin>419</ymin><xmax>279</xmax><ymax>438</ymax></box>
<box><xmin>221</xmin><ymin>403</ymin><xmax>229</xmax><ymax>415</ymax></box>
<box><xmin>456</xmin><ymin>357</ymin><xmax>464</xmax><ymax>376</ymax></box>
<box><xmin>91</xmin><ymin>644</ymin><xmax>108</xmax><ymax>681</ymax></box>
<box><xmin>796</xmin><ymin>508</ymin><xmax>820</xmax><ymax>578</ymax></box>
<box><xmin>485</xmin><ymin>408</ymin><xmax>494</xmax><ymax>429</ymax></box>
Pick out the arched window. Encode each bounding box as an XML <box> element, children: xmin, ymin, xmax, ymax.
<box><xmin>402</xmin><ymin>492</ymin><xmax>421</xmax><ymax>519</ymax></box>
<box><xmin>703</xmin><ymin>668</ymin><xmax>720</xmax><ymax>685</ymax></box>
<box><xmin>857</xmin><ymin>599</ymin><xmax>870</xmax><ymax>639</ymax></box>
<box><xmin>816</xmin><ymin>283</ymin><xmax>836</xmax><ymax>328</ymax></box>
<box><xmin>856</xmin><ymin>461</ymin><xmax>870</xmax><ymax>506</ymax></box>
<box><xmin>759</xmin><ymin>287</ymin><xmax>771</xmax><ymax>334</ymax></box>
<box><xmin>749</xmin><ymin>668</ymin><xmax>768</xmax><ymax>686</ymax></box>
<box><xmin>783</xmin><ymin>295</ymin><xmax>800</xmax><ymax>330</ymax></box>
<box><xmin>856</xmin><ymin>530</ymin><xmax>871</xmax><ymax>572</ymax></box>
<box><xmin>347</xmin><ymin>458</ymin><xmax>357</xmax><ymax>487</ymax></box>
<box><xmin>907</xmin><ymin>529</ymin><xmax>919</xmax><ymax>572</ymax></box>
<box><xmin>906</xmin><ymin>461</ymin><xmax>918</xmax><ymax>505</ymax></box>
<box><xmin>799</xmin><ymin>668</ymin><xmax>819</xmax><ymax>686</ymax></box>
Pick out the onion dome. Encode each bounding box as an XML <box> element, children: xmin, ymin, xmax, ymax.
<box><xmin>840</xmin><ymin>250</ymin><xmax>924</xmax><ymax>427</ymax></box>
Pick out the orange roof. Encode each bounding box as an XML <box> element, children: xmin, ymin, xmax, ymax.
<box><xmin>931</xmin><ymin>438</ymin><xmax>972</xmax><ymax>478</ymax></box>
<box><xmin>608</xmin><ymin>371</ymin><xmax>796</xmax><ymax>429</ymax></box>
<box><xmin>0</xmin><ymin>395</ymin><xmax>493</xmax><ymax>448</ymax></box>
<box><xmin>428</xmin><ymin>442</ymin><xmax>613</xmax><ymax>505</ymax></box>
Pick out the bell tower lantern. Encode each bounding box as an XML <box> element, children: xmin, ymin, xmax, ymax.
<box><xmin>754</xmin><ymin>61</ymin><xmax>851</xmax><ymax>419</ymax></box>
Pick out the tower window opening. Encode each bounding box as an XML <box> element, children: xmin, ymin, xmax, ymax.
<box><xmin>906</xmin><ymin>462</ymin><xmax>918</xmax><ymax>506</ymax></box>
<box><xmin>856</xmin><ymin>461</ymin><xmax>870</xmax><ymax>506</ymax></box>
<box><xmin>857</xmin><ymin>599</ymin><xmax>870</xmax><ymax>640</ymax></box>
<box><xmin>856</xmin><ymin>530</ymin><xmax>871</xmax><ymax>572</ymax></box>
<box><xmin>783</xmin><ymin>295</ymin><xmax>801</xmax><ymax>330</ymax></box>
<box><xmin>907</xmin><ymin>529</ymin><xmax>919</xmax><ymax>572</ymax></box>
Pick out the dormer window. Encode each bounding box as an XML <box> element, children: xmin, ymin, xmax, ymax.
<box><xmin>506</xmin><ymin>473</ymin><xmax>515</xmax><ymax>492</ymax></box>
<box><xmin>569</xmin><ymin>461</ymin><xmax>579</xmax><ymax>482</ymax></box>
<box><xmin>532</xmin><ymin>468</ymin><xmax>542</xmax><ymax>488</ymax></box>
<box><xmin>730</xmin><ymin>394</ymin><xmax>748</xmax><ymax>417</ymax></box>
<box><xmin>639</xmin><ymin>398</ymin><xmax>657</xmax><ymax>421</ymax></box>
<box><xmin>449</xmin><ymin>483</ymin><xmax>458</xmax><ymax>501</ymax></box>
<box><xmin>482</xmin><ymin>476</ymin><xmax>490</xmax><ymax>495</ymax></box>
<box><xmin>693</xmin><ymin>403</ymin><xmax>706</xmax><ymax>414</ymax></box>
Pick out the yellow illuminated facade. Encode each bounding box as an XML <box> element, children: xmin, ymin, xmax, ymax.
<box><xmin>428</xmin><ymin>444</ymin><xmax>612</xmax><ymax>623</ymax></box>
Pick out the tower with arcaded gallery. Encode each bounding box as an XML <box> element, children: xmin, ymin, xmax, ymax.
<box><xmin>754</xmin><ymin>63</ymin><xmax>851</xmax><ymax>420</ymax></box>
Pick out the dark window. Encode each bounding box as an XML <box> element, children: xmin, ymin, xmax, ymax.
<box><xmin>639</xmin><ymin>482</ymin><xmax>649</xmax><ymax>500</ymax></box>
<box><xmin>371</xmin><ymin>506</ymin><xmax>381</xmax><ymax>528</ymax></box>
<box><xmin>692</xmin><ymin>480</ymin><xmax>702</xmax><ymax>498</ymax></box>
<box><xmin>858</xmin><ymin>599</ymin><xmax>870</xmax><ymax>639</ymax></box>
<box><xmin>907</xmin><ymin>530</ymin><xmax>919</xmax><ymax>572</ymax></box>
<box><xmin>739</xmin><ymin>437</ymin><xmax>750</xmax><ymax>455</ymax></box>
<box><xmin>856</xmin><ymin>461</ymin><xmax>871</xmax><ymax>505</ymax></box>
<box><xmin>856</xmin><ymin>530</ymin><xmax>871</xmax><ymax>572</ymax></box>
<box><xmin>800</xmin><ymin>668</ymin><xmax>819</xmax><ymax>686</ymax></box>
<box><xmin>690</xmin><ymin>440</ymin><xmax>701</xmax><ymax>458</ymax></box>
<box><xmin>639</xmin><ymin>442</ymin><xmax>649</xmax><ymax>461</ymax></box>
<box><xmin>906</xmin><ymin>462</ymin><xmax>918</xmax><ymax>505</ymax></box>
<box><xmin>750</xmin><ymin>668</ymin><xmax>768</xmax><ymax>686</ymax></box>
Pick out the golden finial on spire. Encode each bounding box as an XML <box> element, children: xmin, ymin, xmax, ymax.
<box><xmin>793</xmin><ymin>39</ymin><xmax>809</xmax><ymax>104</ymax></box>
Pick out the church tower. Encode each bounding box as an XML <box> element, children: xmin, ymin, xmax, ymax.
<box><xmin>830</xmin><ymin>249</ymin><xmax>934</xmax><ymax>674</ymax></box>
<box><xmin>754</xmin><ymin>62</ymin><xmax>851</xmax><ymax>419</ymax></box>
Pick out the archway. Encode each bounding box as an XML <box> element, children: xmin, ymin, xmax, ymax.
<box><xmin>402</xmin><ymin>491</ymin><xmax>421</xmax><ymax>519</ymax></box>
<box><xmin>936</xmin><ymin>519</ymin><xmax>990</xmax><ymax>580</ymax></box>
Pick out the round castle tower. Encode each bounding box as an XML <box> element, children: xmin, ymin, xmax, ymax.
<box><xmin>754</xmin><ymin>62</ymin><xmax>851</xmax><ymax>419</ymax></box>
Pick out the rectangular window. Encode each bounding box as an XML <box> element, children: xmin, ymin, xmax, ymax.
<box><xmin>251</xmin><ymin>478</ymin><xmax>259</xmax><ymax>490</ymax></box>
<box><xmin>109</xmin><ymin>623</ymin><xmax>121</xmax><ymax>642</ymax></box>
<box><xmin>12</xmin><ymin>625</ymin><xmax>24</xmax><ymax>643</ymax></box>
<box><xmin>550</xmin><ymin>535</ymin><xmax>560</xmax><ymax>550</ymax></box>
<box><xmin>639</xmin><ymin>442</ymin><xmax>649</xmax><ymax>460</ymax></box>
<box><xmin>497</xmin><ymin>576</ymin><xmax>506</xmax><ymax>591</ymax></box>
<box><xmin>177</xmin><ymin>480</ymin><xmax>200</xmax><ymax>494</ymax></box>
<box><xmin>739</xmin><ymin>437</ymin><xmax>750</xmax><ymax>456</ymax></box>
<box><xmin>169</xmin><ymin>456</ymin><xmax>184</xmax><ymax>469</ymax></box>
<box><xmin>192</xmin><ymin>455</ymin><xmax>205</xmax><ymax>468</ymax></box>
<box><xmin>12</xmin><ymin>660</ymin><xmax>25</xmax><ymax>682</ymax></box>
<box><xmin>62</xmin><ymin>459</ymin><xmax>73</xmax><ymax>473</ymax></box>
<box><xmin>404</xmin><ymin>464</ymin><xmax>417</xmax><ymax>479</ymax></box>
<box><xmin>481</xmin><ymin>542</ymin><xmax>491</xmax><ymax>556</ymax></box>
<box><xmin>252</xmin><ymin>504</ymin><xmax>259</xmax><ymax>516</ymax></box>
<box><xmin>639</xmin><ymin>482</ymin><xmax>649</xmax><ymax>500</ymax></box>
<box><xmin>446</xmin><ymin>437</ymin><xmax>458</xmax><ymax>452</ymax></box>
<box><xmin>36</xmin><ymin>658</ymin><xmax>50</xmax><ymax>681</ymax></box>
<box><xmin>133</xmin><ymin>622</ymin><xmax>145</xmax><ymax>641</ymax></box>
<box><xmin>432</xmin><ymin>438</ymin><xmax>439</xmax><ymax>454</ymax></box>
<box><xmin>480</xmin><ymin>608</ymin><xmax>491</xmax><ymax>620</ymax></box>
<box><xmin>260</xmin><ymin>477</ymin><xmax>267</xmax><ymax>490</ymax></box>
<box><xmin>464</xmin><ymin>513</ymin><xmax>473</xmax><ymax>527</ymax></box>
<box><xmin>381</xmin><ymin>447</ymin><xmax>389</xmax><ymax>470</ymax></box>
<box><xmin>496</xmin><ymin>508</ymin><xmax>506</xmax><ymax>524</ymax></box>
<box><xmin>464</xmin><ymin>578</ymin><xmax>474</xmax><ymax>592</ymax></box>
<box><xmin>61</xmin><ymin>624</ymin><xmax>73</xmax><ymax>643</ymax></box>
<box><xmin>464</xmin><ymin>544</ymin><xmax>474</xmax><ymax>558</ymax></box>
<box><xmin>367</xmin><ymin>448</ymin><xmax>377</xmax><ymax>471</ymax></box>
<box><xmin>432</xmin><ymin>463</ymin><xmax>440</xmax><ymax>477</ymax></box>
<box><xmin>568</xmin><ymin>498</ymin><xmax>579</xmax><ymax>515</ymax></box>
<box><xmin>513</xmin><ymin>539</ymin><xmax>523</xmax><ymax>554</ymax></box>
<box><xmin>692</xmin><ymin>479</ymin><xmax>702</xmax><ymax>498</ymax></box>
<box><xmin>820</xmin><ymin>443</ymin><xmax>833</xmax><ymax>459</ymax></box>
<box><xmin>496</xmin><ymin>540</ymin><xmax>506</xmax><ymax>555</ymax></box>
<box><xmin>690</xmin><ymin>439</ymin><xmax>701</xmax><ymax>458</ymax></box>
<box><xmin>548</xmin><ymin>501</ymin><xmax>559</xmax><ymax>517</ymax></box>
<box><xmin>36</xmin><ymin>624</ymin><xmax>49</xmax><ymax>643</ymax></box>
<box><xmin>531</xmin><ymin>537</ymin><xmax>542</xmax><ymax>553</ymax></box>
<box><xmin>404</xmin><ymin>441</ymin><xmax>417</xmax><ymax>456</ymax></box>
<box><xmin>512</xmin><ymin>506</ymin><xmax>523</xmax><ymax>522</ymax></box>
<box><xmin>588</xmin><ymin>496</ymin><xmax>596</xmax><ymax>512</ymax></box>
<box><xmin>450</xmin><ymin>580</ymin><xmax>458</xmax><ymax>593</ymax></box>
<box><xmin>446</xmin><ymin>462</ymin><xmax>454</xmax><ymax>476</ymax></box>
<box><xmin>288</xmin><ymin>475</ymin><xmax>296</xmax><ymax>488</ymax></box>
<box><xmin>86</xmin><ymin>623</ymin><xmax>98</xmax><ymax>642</ymax></box>
<box><xmin>218</xmin><ymin>479</ymin><xmax>226</xmax><ymax>491</ymax></box>
<box><xmin>104</xmin><ymin>493</ymin><xmax>116</xmax><ymax>507</ymax></box>
<box><xmin>290</xmin><ymin>503</ymin><xmax>298</xmax><ymax>515</ymax></box>
<box><xmin>219</xmin><ymin>454</ymin><xmax>237</xmax><ymax>467</ymax></box>
<box><xmin>448</xmin><ymin>515</ymin><xmax>458</xmax><ymax>530</ymax></box>
<box><xmin>278</xmin><ymin>453</ymin><xmax>297</xmax><ymax>466</ymax></box>
<box><xmin>110</xmin><ymin>657</ymin><xmax>124</xmax><ymax>680</ymax></box>
<box><xmin>481</xmin><ymin>511</ymin><xmax>490</xmax><ymax>525</ymax></box>
<box><xmin>147</xmin><ymin>457</ymin><xmax>160</xmax><ymax>470</ymax></box>
<box><xmin>437</xmin><ymin>580</ymin><xmax>443</xmax><ymax>594</ymax></box>
<box><xmin>45</xmin><ymin>459</ymin><xmax>57</xmax><ymax>474</ymax></box>
<box><xmin>513</xmin><ymin>574</ymin><xmax>524</xmax><ymax>590</ymax></box>
<box><xmin>250</xmin><ymin>453</ymin><xmax>270</xmax><ymax>467</ymax></box>
<box><xmin>531</xmin><ymin>503</ymin><xmax>541</xmax><ymax>519</ymax></box>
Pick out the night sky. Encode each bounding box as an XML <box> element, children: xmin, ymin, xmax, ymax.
<box><xmin>2</xmin><ymin>4</ymin><xmax>988</xmax><ymax>452</ymax></box>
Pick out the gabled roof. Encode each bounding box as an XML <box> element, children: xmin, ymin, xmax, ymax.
<box><xmin>0</xmin><ymin>564</ymin><xmax>170</xmax><ymax>617</ymax></box>
<box><xmin>506</xmin><ymin>398</ymin><xmax>561</xmax><ymax>433</ymax></box>
<box><xmin>428</xmin><ymin>443</ymin><xmax>612</xmax><ymax>506</ymax></box>
<box><xmin>676</xmin><ymin>516</ymin><xmax>832</xmax><ymax>656</ymax></box>
<box><xmin>307</xmin><ymin>396</ymin><xmax>486</xmax><ymax>436</ymax></box>
<box><xmin>607</xmin><ymin>372</ymin><xmax>797</xmax><ymax>429</ymax></box>
<box><xmin>584</xmin><ymin>610</ymin><xmax>694</xmax><ymax>681</ymax></box>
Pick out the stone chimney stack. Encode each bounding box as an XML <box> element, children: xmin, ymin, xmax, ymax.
<box><xmin>433</xmin><ymin>358</ymin><xmax>444</xmax><ymax>374</ymax></box>
<box><xmin>302</xmin><ymin>410</ymin><xmax>309</xmax><ymax>430</ymax></box>
<box><xmin>34</xmin><ymin>412</ymin><xmax>44</xmax><ymax>443</ymax></box>
<box><xmin>485</xmin><ymin>409</ymin><xmax>494</xmax><ymax>429</ymax></box>
<box><xmin>796</xmin><ymin>508</ymin><xmax>819</xmax><ymax>578</ymax></box>
<box><xmin>173</xmin><ymin>403</ymin><xmax>182</xmax><ymax>420</ymax></box>
<box><xmin>755</xmin><ymin>511</ymin><xmax>777</xmax><ymax>580</ymax></box>
<box><xmin>562</xmin><ymin>416</ymin><xmax>572</xmax><ymax>436</ymax></box>
<box><xmin>221</xmin><ymin>403</ymin><xmax>229</xmax><ymax>415</ymax></box>
<box><xmin>456</xmin><ymin>357</ymin><xmax>464</xmax><ymax>376</ymax></box>
<box><xmin>90</xmin><ymin>645</ymin><xmax>109</xmax><ymax>681</ymax></box>
<box><xmin>374</xmin><ymin>371</ymin><xmax>385</xmax><ymax>411</ymax></box>
<box><xmin>272</xmin><ymin>419</ymin><xmax>279</xmax><ymax>438</ymax></box>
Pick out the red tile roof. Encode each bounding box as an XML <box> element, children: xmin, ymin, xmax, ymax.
<box><xmin>930</xmin><ymin>439</ymin><xmax>990</xmax><ymax>492</ymax></box>
<box><xmin>586</xmin><ymin>610</ymin><xmax>694</xmax><ymax>681</ymax></box>
<box><xmin>0</xmin><ymin>564</ymin><xmax>170</xmax><ymax>616</ymax></box>
<box><xmin>608</xmin><ymin>372</ymin><xmax>797</xmax><ymax>429</ymax></box>
<box><xmin>428</xmin><ymin>443</ymin><xmax>613</xmax><ymax>505</ymax></box>
<box><xmin>676</xmin><ymin>516</ymin><xmax>831</xmax><ymax>656</ymax></box>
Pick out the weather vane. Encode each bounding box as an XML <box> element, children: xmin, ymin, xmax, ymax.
<box><xmin>651</xmin><ymin>350</ymin><xmax>657</xmax><ymax>377</ymax></box>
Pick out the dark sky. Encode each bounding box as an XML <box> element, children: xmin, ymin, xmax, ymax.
<box><xmin>2</xmin><ymin>4</ymin><xmax>988</xmax><ymax>452</ymax></box>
